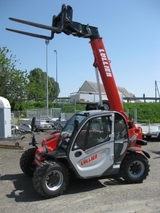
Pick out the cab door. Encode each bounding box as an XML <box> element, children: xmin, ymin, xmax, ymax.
<box><xmin>69</xmin><ymin>114</ymin><xmax>115</xmax><ymax>178</ymax></box>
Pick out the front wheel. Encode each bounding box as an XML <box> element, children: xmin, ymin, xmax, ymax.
<box><xmin>20</xmin><ymin>148</ymin><xmax>37</xmax><ymax>177</ymax></box>
<box><xmin>120</xmin><ymin>153</ymin><xmax>150</xmax><ymax>183</ymax></box>
<box><xmin>32</xmin><ymin>161</ymin><xmax>69</xmax><ymax>198</ymax></box>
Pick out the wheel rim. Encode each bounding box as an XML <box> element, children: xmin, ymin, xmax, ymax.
<box><xmin>45</xmin><ymin>170</ymin><xmax>63</xmax><ymax>191</ymax></box>
<box><xmin>128</xmin><ymin>160</ymin><xmax>145</xmax><ymax>178</ymax></box>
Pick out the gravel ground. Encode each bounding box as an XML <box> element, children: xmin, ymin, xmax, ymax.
<box><xmin>0</xmin><ymin>132</ymin><xmax>160</xmax><ymax>213</ymax></box>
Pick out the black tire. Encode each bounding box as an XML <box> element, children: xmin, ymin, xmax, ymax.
<box><xmin>32</xmin><ymin>161</ymin><xmax>69</xmax><ymax>198</ymax></box>
<box><xmin>120</xmin><ymin>153</ymin><xmax>150</xmax><ymax>183</ymax></box>
<box><xmin>20</xmin><ymin>148</ymin><xmax>37</xmax><ymax>177</ymax></box>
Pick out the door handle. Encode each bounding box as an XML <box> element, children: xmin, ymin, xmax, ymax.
<box><xmin>75</xmin><ymin>151</ymin><xmax>82</xmax><ymax>157</ymax></box>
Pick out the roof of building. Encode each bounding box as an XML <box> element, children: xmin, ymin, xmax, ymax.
<box><xmin>78</xmin><ymin>81</ymin><xmax>135</xmax><ymax>98</ymax></box>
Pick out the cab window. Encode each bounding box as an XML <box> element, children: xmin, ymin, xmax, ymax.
<box><xmin>114</xmin><ymin>113</ymin><xmax>128</xmax><ymax>161</ymax></box>
<box><xmin>114</xmin><ymin>114</ymin><xmax>128</xmax><ymax>139</ymax></box>
<box><xmin>73</xmin><ymin>115</ymin><xmax>112</xmax><ymax>150</ymax></box>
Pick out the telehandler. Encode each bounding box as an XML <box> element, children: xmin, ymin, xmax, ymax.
<box><xmin>6</xmin><ymin>4</ymin><xmax>150</xmax><ymax>198</ymax></box>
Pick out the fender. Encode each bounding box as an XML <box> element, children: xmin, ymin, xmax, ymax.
<box><xmin>127</xmin><ymin>147</ymin><xmax>150</xmax><ymax>159</ymax></box>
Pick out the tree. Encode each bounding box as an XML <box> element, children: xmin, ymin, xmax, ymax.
<box><xmin>27</xmin><ymin>68</ymin><xmax>60</xmax><ymax>101</ymax></box>
<box><xmin>48</xmin><ymin>77</ymin><xmax>60</xmax><ymax>99</ymax></box>
<box><xmin>0</xmin><ymin>47</ymin><xmax>28</xmax><ymax>109</ymax></box>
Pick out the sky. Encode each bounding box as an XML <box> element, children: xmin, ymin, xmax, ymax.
<box><xmin>0</xmin><ymin>0</ymin><xmax>160</xmax><ymax>98</ymax></box>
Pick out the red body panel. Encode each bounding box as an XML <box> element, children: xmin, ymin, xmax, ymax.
<box><xmin>41</xmin><ymin>132</ymin><xmax>60</xmax><ymax>149</ymax></box>
<box><xmin>34</xmin><ymin>132</ymin><xmax>60</xmax><ymax>166</ymax></box>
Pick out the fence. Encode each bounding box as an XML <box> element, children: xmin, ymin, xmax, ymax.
<box><xmin>11</xmin><ymin>108</ymin><xmax>75</xmax><ymax>125</ymax></box>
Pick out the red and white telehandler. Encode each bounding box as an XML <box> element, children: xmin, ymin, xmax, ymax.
<box><xmin>7</xmin><ymin>4</ymin><xmax>150</xmax><ymax>198</ymax></box>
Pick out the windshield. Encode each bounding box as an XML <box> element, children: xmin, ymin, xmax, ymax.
<box><xmin>63</xmin><ymin>113</ymin><xmax>87</xmax><ymax>133</ymax></box>
<box><xmin>58</xmin><ymin>113</ymin><xmax>87</xmax><ymax>150</ymax></box>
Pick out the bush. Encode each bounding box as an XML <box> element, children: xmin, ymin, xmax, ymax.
<box><xmin>123</xmin><ymin>102</ymin><xmax>160</xmax><ymax>123</ymax></box>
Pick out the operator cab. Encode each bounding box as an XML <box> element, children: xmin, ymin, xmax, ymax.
<box><xmin>56</xmin><ymin>110</ymin><xmax>129</xmax><ymax>178</ymax></box>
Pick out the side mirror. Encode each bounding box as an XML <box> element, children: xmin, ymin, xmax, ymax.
<box><xmin>31</xmin><ymin>116</ymin><xmax>36</xmax><ymax>132</ymax></box>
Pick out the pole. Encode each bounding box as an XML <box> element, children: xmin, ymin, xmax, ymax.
<box><xmin>95</xmin><ymin>67</ymin><xmax>102</xmax><ymax>106</ymax></box>
<box><xmin>54</xmin><ymin>50</ymin><xmax>58</xmax><ymax>83</ymax></box>
<box><xmin>45</xmin><ymin>40</ymin><xmax>49</xmax><ymax>111</ymax></box>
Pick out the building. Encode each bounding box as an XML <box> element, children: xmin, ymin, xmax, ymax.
<box><xmin>70</xmin><ymin>80</ymin><xmax>135</xmax><ymax>103</ymax></box>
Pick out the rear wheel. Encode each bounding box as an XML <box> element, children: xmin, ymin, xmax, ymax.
<box><xmin>120</xmin><ymin>153</ymin><xmax>150</xmax><ymax>183</ymax></box>
<box><xmin>20</xmin><ymin>148</ymin><xmax>37</xmax><ymax>177</ymax></box>
<box><xmin>33</xmin><ymin>161</ymin><xmax>69</xmax><ymax>198</ymax></box>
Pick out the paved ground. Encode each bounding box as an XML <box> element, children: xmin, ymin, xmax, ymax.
<box><xmin>0</xmin><ymin>132</ymin><xmax>160</xmax><ymax>213</ymax></box>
